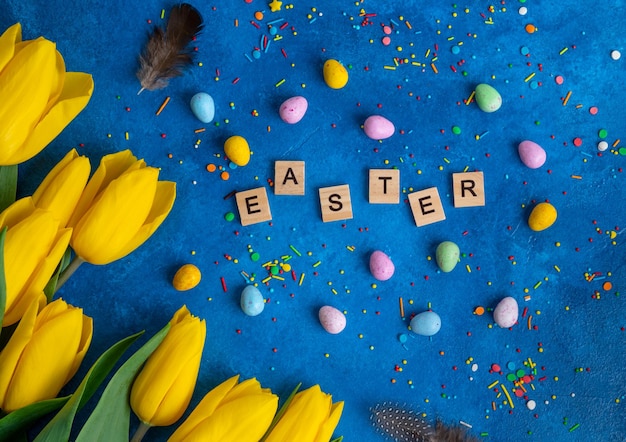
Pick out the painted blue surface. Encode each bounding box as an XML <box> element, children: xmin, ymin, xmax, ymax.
<box><xmin>3</xmin><ymin>1</ymin><xmax>625</xmax><ymax>440</ymax></box>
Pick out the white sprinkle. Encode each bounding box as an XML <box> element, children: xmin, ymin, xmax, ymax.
<box><xmin>610</xmin><ymin>50</ymin><xmax>621</xmax><ymax>60</ymax></box>
<box><xmin>527</xmin><ymin>399</ymin><xmax>537</xmax><ymax>410</ymax></box>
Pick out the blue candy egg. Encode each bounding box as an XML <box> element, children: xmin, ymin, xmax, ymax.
<box><xmin>410</xmin><ymin>311</ymin><xmax>442</xmax><ymax>336</ymax></box>
<box><xmin>240</xmin><ymin>285</ymin><xmax>265</xmax><ymax>316</ymax></box>
<box><xmin>190</xmin><ymin>92</ymin><xmax>215</xmax><ymax>123</ymax></box>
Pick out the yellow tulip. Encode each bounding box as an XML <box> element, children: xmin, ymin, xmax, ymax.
<box><xmin>0</xmin><ymin>297</ymin><xmax>92</xmax><ymax>412</ymax></box>
<box><xmin>67</xmin><ymin>149</ymin><xmax>176</xmax><ymax>265</ymax></box>
<box><xmin>32</xmin><ymin>148</ymin><xmax>91</xmax><ymax>227</ymax></box>
<box><xmin>168</xmin><ymin>375</ymin><xmax>279</xmax><ymax>442</ymax></box>
<box><xmin>130</xmin><ymin>306</ymin><xmax>206</xmax><ymax>427</ymax></box>
<box><xmin>263</xmin><ymin>385</ymin><xmax>344</xmax><ymax>442</ymax></box>
<box><xmin>0</xmin><ymin>197</ymin><xmax>71</xmax><ymax>326</ymax></box>
<box><xmin>0</xmin><ymin>23</ymin><xmax>94</xmax><ymax>166</ymax></box>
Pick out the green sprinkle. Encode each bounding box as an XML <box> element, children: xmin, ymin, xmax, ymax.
<box><xmin>224</xmin><ymin>212</ymin><xmax>235</xmax><ymax>221</ymax></box>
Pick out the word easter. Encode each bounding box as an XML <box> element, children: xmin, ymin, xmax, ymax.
<box><xmin>235</xmin><ymin>161</ymin><xmax>485</xmax><ymax>227</ymax></box>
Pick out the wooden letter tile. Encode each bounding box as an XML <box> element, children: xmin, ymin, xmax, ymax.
<box><xmin>274</xmin><ymin>160</ymin><xmax>305</xmax><ymax>195</ymax></box>
<box><xmin>408</xmin><ymin>187</ymin><xmax>446</xmax><ymax>227</ymax></box>
<box><xmin>236</xmin><ymin>187</ymin><xmax>272</xmax><ymax>226</ymax></box>
<box><xmin>452</xmin><ymin>171</ymin><xmax>485</xmax><ymax>207</ymax></box>
<box><xmin>319</xmin><ymin>184</ymin><xmax>353</xmax><ymax>222</ymax></box>
<box><xmin>369</xmin><ymin>169</ymin><xmax>400</xmax><ymax>204</ymax></box>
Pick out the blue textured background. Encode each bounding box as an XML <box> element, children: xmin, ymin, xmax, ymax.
<box><xmin>3</xmin><ymin>1</ymin><xmax>625</xmax><ymax>440</ymax></box>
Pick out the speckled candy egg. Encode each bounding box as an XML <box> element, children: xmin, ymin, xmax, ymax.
<box><xmin>240</xmin><ymin>285</ymin><xmax>265</xmax><ymax>316</ymax></box>
<box><xmin>528</xmin><ymin>202</ymin><xmax>557</xmax><ymax>231</ymax></box>
<box><xmin>410</xmin><ymin>311</ymin><xmax>441</xmax><ymax>336</ymax></box>
<box><xmin>369</xmin><ymin>250</ymin><xmax>395</xmax><ymax>281</ymax></box>
<box><xmin>363</xmin><ymin>115</ymin><xmax>395</xmax><ymax>140</ymax></box>
<box><xmin>474</xmin><ymin>83</ymin><xmax>502</xmax><ymax>113</ymax></box>
<box><xmin>323</xmin><ymin>59</ymin><xmax>349</xmax><ymax>89</ymax></box>
<box><xmin>493</xmin><ymin>296</ymin><xmax>519</xmax><ymax>328</ymax></box>
<box><xmin>190</xmin><ymin>92</ymin><xmax>215</xmax><ymax>123</ymax></box>
<box><xmin>518</xmin><ymin>140</ymin><xmax>547</xmax><ymax>169</ymax></box>
<box><xmin>319</xmin><ymin>305</ymin><xmax>346</xmax><ymax>334</ymax></box>
<box><xmin>435</xmin><ymin>241</ymin><xmax>460</xmax><ymax>272</ymax></box>
<box><xmin>224</xmin><ymin>135</ymin><xmax>250</xmax><ymax>166</ymax></box>
<box><xmin>279</xmin><ymin>96</ymin><xmax>308</xmax><ymax>124</ymax></box>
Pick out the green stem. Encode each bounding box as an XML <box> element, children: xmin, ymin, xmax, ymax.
<box><xmin>55</xmin><ymin>255</ymin><xmax>85</xmax><ymax>292</ymax></box>
<box><xmin>130</xmin><ymin>421</ymin><xmax>151</xmax><ymax>442</ymax></box>
<box><xmin>0</xmin><ymin>164</ymin><xmax>18</xmax><ymax>213</ymax></box>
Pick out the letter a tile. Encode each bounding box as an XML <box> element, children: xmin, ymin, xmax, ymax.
<box><xmin>274</xmin><ymin>160</ymin><xmax>305</xmax><ymax>195</ymax></box>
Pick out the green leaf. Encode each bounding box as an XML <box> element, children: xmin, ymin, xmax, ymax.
<box><xmin>330</xmin><ymin>436</ymin><xmax>344</xmax><ymax>442</ymax></box>
<box><xmin>0</xmin><ymin>226</ymin><xmax>7</xmax><ymax>330</ymax></box>
<box><xmin>0</xmin><ymin>396</ymin><xmax>70</xmax><ymax>441</ymax></box>
<box><xmin>34</xmin><ymin>331</ymin><xmax>145</xmax><ymax>442</ymax></box>
<box><xmin>75</xmin><ymin>322</ymin><xmax>171</xmax><ymax>442</ymax></box>
<box><xmin>259</xmin><ymin>382</ymin><xmax>302</xmax><ymax>442</ymax></box>
<box><xmin>0</xmin><ymin>165</ymin><xmax>17</xmax><ymax>213</ymax></box>
<box><xmin>43</xmin><ymin>247</ymin><xmax>72</xmax><ymax>302</ymax></box>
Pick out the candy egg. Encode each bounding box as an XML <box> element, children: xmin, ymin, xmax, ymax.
<box><xmin>474</xmin><ymin>83</ymin><xmax>502</xmax><ymax>113</ymax></box>
<box><xmin>224</xmin><ymin>135</ymin><xmax>251</xmax><ymax>166</ymax></box>
<box><xmin>435</xmin><ymin>241</ymin><xmax>460</xmax><ymax>272</ymax></box>
<box><xmin>190</xmin><ymin>92</ymin><xmax>215</xmax><ymax>123</ymax></box>
<box><xmin>240</xmin><ymin>285</ymin><xmax>265</xmax><ymax>316</ymax></box>
<box><xmin>172</xmin><ymin>264</ymin><xmax>201</xmax><ymax>291</ymax></box>
<box><xmin>528</xmin><ymin>202</ymin><xmax>557</xmax><ymax>231</ymax></box>
<box><xmin>493</xmin><ymin>296</ymin><xmax>518</xmax><ymax>328</ymax></box>
<box><xmin>369</xmin><ymin>250</ymin><xmax>395</xmax><ymax>281</ymax></box>
<box><xmin>363</xmin><ymin>115</ymin><xmax>395</xmax><ymax>140</ymax></box>
<box><xmin>279</xmin><ymin>96</ymin><xmax>308</xmax><ymax>124</ymax></box>
<box><xmin>518</xmin><ymin>140</ymin><xmax>547</xmax><ymax>169</ymax></box>
<box><xmin>323</xmin><ymin>59</ymin><xmax>349</xmax><ymax>89</ymax></box>
<box><xmin>410</xmin><ymin>311</ymin><xmax>441</xmax><ymax>336</ymax></box>
<box><xmin>319</xmin><ymin>305</ymin><xmax>346</xmax><ymax>334</ymax></box>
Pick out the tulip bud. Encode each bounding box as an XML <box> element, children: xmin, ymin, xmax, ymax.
<box><xmin>0</xmin><ymin>197</ymin><xmax>71</xmax><ymax>326</ymax></box>
<box><xmin>0</xmin><ymin>297</ymin><xmax>92</xmax><ymax>412</ymax></box>
<box><xmin>130</xmin><ymin>306</ymin><xmax>206</xmax><ymax>427</ymax></box>
<box><xmin>263</xmin><ymin>385</ymin><xmax>344</xmax><ymax>442</ymax></box>
<box><xmin>0</xmin><ymin>23</ymin><xmax>93</xmax><ymax>166</ymax></box>
<box><xmin>67</xmin><ymin>149</ymin><xmax>176</xmax><ymax>265</ymax></box>
<box><xmin>32</xmin><ymin>148</ymin><xmax>91</xmax><ymax>227</ymax></box>
<box><xmin>168</xmin><ymin>375</ymin><xmax>278</xmax><ymax>442</ymax></box>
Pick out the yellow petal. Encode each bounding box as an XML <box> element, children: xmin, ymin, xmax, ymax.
<box><xmin>0</xmin><ymin>295</ymin><xmax>42</xmax><ymax>410</ymax></box>
<box><xmin>4</xmin><ymin>305</ymin><xmax>83</xmax><ymax>411</ymax></box>
<box><xmin>131</xmin><ymin>315</ymin><xmax>205</xmax><ymax>426</ymax></box>
<box><xmin>68</xmin><ymin>149</ymin><xmax>140</xmax><ymax>227</ymax></box>
<box><xmin>0</xmin><ymin>38</ymin><xmax>56</xmax><ymax>165</ymax></box>
<box><xmin>167</xmin><ymin>376</ymin><xmax>240</xmax><ymax>441</ymax></box>
<box><xmin>0</xmin><ymin>23</ymin><xmax>21</xmax><ymax>73</ymax></box>
<box><xmin>0</xmin><ymin>196</ymin><xmax>36</xmax><ymax>229</ymax></box>
<box><xmin>110</xmin><ymin>180</ymin><xmax>176</xmax><ymax>263</ymax></box>
<box><xmin>71</xmin><ymin>167</ymin><xmax>158</xmax><ymax>265</ymax></box>
<box><xmin>13</xmin><ymin>72</ymin><xmax>94</xmax><ymax>165</ymax></box>
<box><xmin>32</xmin><ymin>148</ymin><xmax>91</xmax><ymax>226</ymax></box>
<box><xmin>65</xmin><ymin>314</ymin><xmax>93</xmax><ymax>384</ymax></box>
<box><xmin>3</xmin><ymin>209</ymin><xmax>62</xmax><ymax>318</ymax></box>
<box><xmin>314</xmin><ymin>401</ymin><xmax>344</xmax><ymax>442</ymax></box>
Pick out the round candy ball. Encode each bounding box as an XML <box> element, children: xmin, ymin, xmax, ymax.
<box><xmin>528</xmin><ymin>202</ymin><xmax>557</xmax><ymax>231</ymax></box>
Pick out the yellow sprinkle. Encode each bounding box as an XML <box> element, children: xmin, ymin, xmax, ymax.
<box><xmin>393</xmin><ymin>58</ymin><xmax>399</xmax><ymax>66</ymax></box>
<box><xmin>559</xmin><ymin>47</ymin><xmax>569</xmax><ymax>55</ymax></box>
<box><xmin>313</xmin><ymin>260</ymin><xmax>322</xmax><ymax>268</ymax></box>
<box><xmin>298</xmin><ymin>273</ymin><xmax>305</xmax><ymax>286</ymax></box>
<box><xmin>271</xmin><ymin>275</ymin><xmax>285</xmax><ymax>281</ymax></box>
<box><xmin>466</xmin><ymin>90</ymin><xmax>475</xmax><ymax>105</ymax></box>
<box><xmin>125</xmin><ymin>132</ymin><xmax>129</xmax><ymax>140</ymax></box>
<box><xmin>563</xmin><ymin>90</ymin><xmax>572</xmax><ymax>106</ymax></box>
<box><xmin>331</xmin><ymin>288</ymin><xmax>338</xmax><ymax>295</ymax></box>
<box><xmin>161</xmin><ymin>9</ymin><xmax>165</xmax><ymax>19</ymax></box>
<box><xmin>262</xmin><ymin>276</ymin><xmax>272</xmax><ymax>284</ymax></box>
<box><xmin>533</xmin><ymin>281</ymin><xmax>542</xmax><ymax>289</ymax></box>
<box><xmin>524</xmin><ymin>72</ymin><xmax>536</xmax><ymax>82</ymax></box>
<box><xmin>383</xmin><ymin>65</ymin><xmax>397</xmax><ymax>70</ymax></box>
<box><xmin>275</xmin><ymin>78</ymin><xmax>286</xmax><ymax>87</ymax></box>
<box><xmin>554</xmin><ymin>265</ymin><xmax>561</xmax><ymax>272</ymax></box>
<box><xmin>487</xmin><ymin>380</ymin><xmax>499</xmax><ymax>389</ymax></box>
<box><xmin>425</xmin><ymin>48</ymin><xmax>431</xmax><ymax>58</ymax></box>
<box><xmin>500</xmin><ymin>383</ymin><xmax>515</xmax><ymax>409</ymax></box>
<box><xmin>466</xmin><ymin>264</ymin><xmax>471</xmax><ymax>273</ymax></box>
<box><xmin>411</xmin><ymin>61</ymin><xmax>420</xmax><ymax>66</ymax></box>
<box><xmin>443</xmin><ymin>157</ymin><xmax>450</xmax><ymax>163</ymax></box>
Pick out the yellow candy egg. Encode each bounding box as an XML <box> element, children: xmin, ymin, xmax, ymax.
<box><xmin>528</xmin><ymin>202</ymin><xmax>557</xmax><ymax>231</ymax></box>
<box><xmin>323</xmin><ymin>59</ymin><xmax>349</xmax><ymax>89</ymax></box>
<box><xmin>173</xmin><ymin>264</ymin><xmax>201</xmax><ymax>291</ymax></box>
<box><xmin>224</xmin><ymin>135</ymin><xmax>251</xmax><ymax>166</ymax></box>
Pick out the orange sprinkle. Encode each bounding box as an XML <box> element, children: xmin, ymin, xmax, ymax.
<box><xmin>220</xmin><ymin>171</ymin><xmax>230</xmax><ymax>180</ymax></box>
<box><xmin>155</xmin><ymin>96</ymin><xmax>170</xmax><ymax>115</ymax></box>
<box><xmin>602</xmin><ymin>281</ymin><xmax>613</xmax><ymax>291</ymax></box>
<box><xmin>474</xmin><ymin>306</ymin><xmax>485</xmax><ymax>316</ymax></box>
<box><xmin>206</xmin><ymin>163</ymin><xmax>217</xmax><ymax>173</ymax></box>
<box><xmin>525</xmin><ymin>23</ymin><xmax>536</xmax><ymax>34</ymax></box>
<box><xmin>254</xmin><ymin>11</ymin><xmax>264</xmax><ymax>20</ymax></box>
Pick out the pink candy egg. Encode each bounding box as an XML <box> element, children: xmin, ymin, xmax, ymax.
<box><xmin>493</xmin><ymin>296</ymin><xmax>519</xmax><ymax>328</ymax></box>
<box><xmin>279</xmin><ymin>96</ymin><xmax>308</xmax><ymax>124</ymax></box>
<box><xmin>518</xmin><ymin>140</ymin><xmax>547</xmax><ymax>169</ymax></box>
<box><xmin>369</xmin><ymin>250</ymin><xmax>395</xmax><ymax>281</ymax></box>
<box><xmin>363</xmin><ymin>115</ymin><xmax>395</xmax><ymax>140</ymax></box>
<box><xmin>319</xmin><ymin>305</ymin><xmax>346</xmax><ymax>334</ymax></box>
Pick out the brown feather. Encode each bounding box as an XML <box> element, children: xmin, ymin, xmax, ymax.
<box><xmin>136</xmin><ymin>3</ymin><xmax>203</xmax><ymax>93</ymax></box>
<box><xmin>370</xmin><ymin>403</ymin><xmax>481</xmax><ymax>442</ymax></box>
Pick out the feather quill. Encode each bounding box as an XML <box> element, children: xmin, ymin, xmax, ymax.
<box><xmin>371</xmin><ymin>403</ymin><xmax>481</xmax><ymax>442</ymax></box>
<box><xmin>136</xmin><ymin>3</ymin><xmax>203</xmax><ymax>94</ymax></box>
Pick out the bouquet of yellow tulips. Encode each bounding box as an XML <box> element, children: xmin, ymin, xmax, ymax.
<box><xmin>0</xmin><ymin>21</ymin><xmax>344</xmax><ymax>442</ymax></box>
